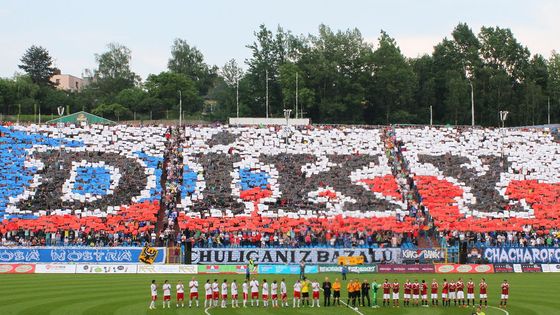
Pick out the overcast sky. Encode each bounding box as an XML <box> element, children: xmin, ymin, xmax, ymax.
<box><xmin>1</xmin><ymin>0</ymin><xmax>558</xmax><ymax>80</ymax></box>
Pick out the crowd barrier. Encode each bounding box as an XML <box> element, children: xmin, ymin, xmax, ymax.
<box><xmin>0</xmin><ymin>247</ymin><xmax>166</xmax><ymax>264</ymax></box>
<box><xmin>191</xmin><ymin>248</ymin><xmax>402</xmax><ymax>265</ymax></box>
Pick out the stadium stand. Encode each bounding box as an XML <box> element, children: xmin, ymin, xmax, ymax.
<box><xmin>1</xmin><ymin>123</ymin><xmax>560</xmax><ymax>249</ymax></box>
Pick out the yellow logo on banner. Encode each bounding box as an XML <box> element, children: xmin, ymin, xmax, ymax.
<box><xmin>338</xmin><ymin>256</ymin><xmax>364</xmax><ymax>266</ymax></box>
<box><xmin>139</xmin><ymin>245</ymin><xmax>159</xmax><ymax>265</ymax></box>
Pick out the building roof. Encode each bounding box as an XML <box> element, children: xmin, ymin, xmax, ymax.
<box><xmin>46</xmin><ymin>111</ymin><xmax>116</xmax><ymax>125</ymax></box>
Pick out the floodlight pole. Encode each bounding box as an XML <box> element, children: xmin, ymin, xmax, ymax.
<box><xmin>266</xmin><ymin>69</ymin><xmax>269</xmax><ymax>118</ymax></box>
<box><xmin>236</xmin><ymin>76</ymin><xmax>239</xmax><ymax>118</ymax></box>
<box><xmin>430</xmin><ymin>106</ymin><xmax>433</xmax><ymax>126</ymax></box>
<box><xmin>295</xmin><ymin>72</ymin><xmax>299</xmax><ymax>119</ymax></box>
<box><xmin>178</xmin><ymin>90</ymin><xmax>182</xmax><ymax>126</ymax></box>
<box><xmin>469</xmin><ymin>80</ymin><xmax>475</xmax><ymax>126</ymax></box>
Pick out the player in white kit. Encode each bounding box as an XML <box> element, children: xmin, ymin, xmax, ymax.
<box><xmin>149</xmin><ymin>280</ymin><xmax>157</xmax><ymax>310</ymax></box>
<box><xmin>189</xmin><ymin>277</ymin><xmax>199</xmax><ymax>308</ymax></box>
<box><xmin>221</xmin><ymin>280</ymin><xmax>228</xmax><ymax>308</ymax></box>
<box><xmin>250</xmin><ymin>278</ymin><xmax>260</xmax><ymax>307</ymax></box>
<box><xmin>176</xmin><ymin>280</ymin><xmax>185</xmax><ymax>308</ymax></box>
<box><xmin>281</xmin><ymin>279</ymin><xmax>288</xmax><ymax>307</ymax></box>
<box><xmin>231</xmin><ymin>280</ymin><xmax>239</xmax><ymax>308</ymax></box>
<box><xmin>293</xmin><ymin>280</ymin><xmax>302</xmax><ymax>308</ymax></box>
<box><xmin>311</xmin><ymin>280</ymin><xmax>321</xmax><ymax>307</ymax></box>
<box><xmin>212</xmin><ymin>279</ymin><xmax>220</xmax><ymax>307</ymax></box>
<box><xmin>204</xmin><ymin>280</ymin><xmax>212</xmax><ymax>308</ymax></box>
<box><xmin>271</xmin><ymin>280</ymin><xmax>279</xmax><ymax>307</ymax></box>
<box><xmin>162</xmin><ymin>280</ymin><xmax>172</xmax><ymax>308</ymax></box>
<box><xmin>262</xmin><ymin>279</ymin><xmax>269</xmax><ymax>307</ymax></box>
<box><xmin>242</xmin><ymin>279</ymin><xmax>249</xmax><ymax>307</ymax></box>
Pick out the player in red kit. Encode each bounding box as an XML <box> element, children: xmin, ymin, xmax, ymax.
<box><xmin>403</xmin><ymin>279</ymin><xmax>411</xmax><ymax>307</ymax></box>
<box><xmin>479</xmin><ymin>278</ymin><xmax>488</xmax><ymax>308</ymax></box>
<box><xmin>382</xmin><ymin>279</ymin><xmax>391</xmax><ymax>307</ymax></box>
<box><xmin>442</xmin><ymin>279</ymin><xmax>449</xmax><ymax>307</ymax></box>
<box><xmin>466</xmin><ymin>278</ymin><xmax>475</xmax><ymax>307</ymax></box>
<box><xmin>392</xmin><ymin>279</ymin><xmax>400</xmax><ymax>307</ymax></box>
<box><xmin>456</xmin><ymin>278</ymin><xmax>465</xmax><ymax>307</ymax></box>
<box><xmin>448</xmin><ymin>280</ymin><xmax>456</xmax><ymax>306</ymax></box>
<box><xmin>500</xmin><ymin>280</ymin><xmax>509</xmax><ymax>309</ymax></box>
<box><xmin>421</xmin><ymin>280</ymin><xmax>428</xmax><ymax>307</ymax></box>
<box><xmin>431</xmin><ymin>279</ymin><xmax>439</xmax><ymax>306</ymax></box>
<box><xmin>411</xmin><ymin>280</ymin><xmax>420</xmax><ymax>307</ymax></box>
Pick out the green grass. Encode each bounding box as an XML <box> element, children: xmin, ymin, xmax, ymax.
<box><xmin>0</xmin><ymin>272</ymin><xmax>558</xmax><ymax>315</ymax></box>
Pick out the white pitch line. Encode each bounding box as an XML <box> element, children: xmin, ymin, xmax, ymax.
<box><xmin>320</xmin><ymin>288</ymin><xmax>365</xmax><ymax>315</ymax></box>
<box><xmin>488</xmin><ymin>305</ymin><xmax>510</xmax><ymax>315</ymax></box>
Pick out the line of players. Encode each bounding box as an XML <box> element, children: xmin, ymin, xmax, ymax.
<box><xmin>148</xmin><ymin>276</ymin><xmax>510</xmax><ymax>310</ymax></box>
<box><xmin>379</xmin><ymin>278</ymin><xmax>510</xmax><ymax>310</ymax></box>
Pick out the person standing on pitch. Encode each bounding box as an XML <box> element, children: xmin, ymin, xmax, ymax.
<box><xmin>189</xmin><ymin>277</ymin><xmax>199</xmax><ymax>308</ymax></box>
<box><xmin>322</xmin><ymin>277</ymin><xmax>332</xmax><ymax>306</ymax></box>
<box><xmin>371</xmin><ymin>279</ymin><xmax>380</xmax><ymax>308</ymax></box>
<box><xmin>163</xmin><ymin>280</ymin><xmax>172</xmax><ymax>308</ymax></box>
<box><xmin>231</xmin><ymin>280</ymin><xmax>239</xmax><ymax>308</ymax></box>
<box><xmin>299</xmin><ymin>259</ymin><xmax>306</xmax><ymax>280</ymax></box>
<box><xmin>149</xmin><ymin>280</ymin><xmax>157</xmax><ymax>310</ymax></box>
<box><xmin>311</xmin><ymin>279</ymin><xmax>321</xmax><ymax>307</ymax></box>
<box><xmin>333</xmin><ymin>278</ymin><xmax>342</xmax><ymax>306</ymax></box>
<box><xmin>361</xmin><ymin>279</ymin><xmax>371</xmax><ymax>307</ymax></box>
<box><xmin>176</xmin><ymin>280</ymin><xmax>185</xmax><ymax>308</ymax></box>
<box><xmin>341</xmin><ymin>262</ymin><xmax>348</xmax><ymax>280</ymax></box>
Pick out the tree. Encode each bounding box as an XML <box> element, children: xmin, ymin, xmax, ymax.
<box><xmin>92</xmin><ymin>43</ymin><xmax>139</xmax><ymax>98</ymax></box>
<box><xmin>168</xmin><ymin>39</ymin><xmax>217</xmax><ymax>96</ymax></box>
<box><xmin>368</xmin><ymin>30</ymin><xmax>417</xmax><ymax>124</ymax></box>
<box><xmin>92</xmin><ymin>103</ymin><xmax>132</xmax><ymax>121</ymax></box>
<box><xmin>115</xmin><ymin>87</ymin><xmax>148</xmax><ymax>113</ymax></box>
<box><xmin>18</xmin><ymin>45</ymin><xmax>56</xmax><ymax>86</ymax></box>
<box><xmin>145</xmin><ymin>71</ymin><xmax>200</xmax><ymax>115</ymax></box>
<box><xmin>220</xmin><ymin>59</ymin><xmax>244</xmax><ymax>87</ymax></box>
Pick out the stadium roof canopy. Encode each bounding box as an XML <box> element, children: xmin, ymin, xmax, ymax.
<box><xmin>46</xmin><ymin>111</ymin><xmax>116</xmax><ymax>125</ymax></box>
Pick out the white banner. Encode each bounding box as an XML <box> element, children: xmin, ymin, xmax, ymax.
<box><xmin>35</xmin><ymin>264</ymin><xmax>77</xmax><ymax>274</ymax></box>
<box><xmin>192</xmin><ymin>248</ymin><xmax>402</xmax><ymax>265</ymax></box>
<box><xmin>542</xmin><ymin>264</ymin><xmax>560</xmax><ymax>273</ymax></box>
<box><xmin>137</xmin><ymin>265</ymin><xmax>197</xmax><ymax>274</ymax></box>
<box><xmin>75</xmin><ymin>264</ymin><xmax>138</xmax><ymax>274</ymax></box>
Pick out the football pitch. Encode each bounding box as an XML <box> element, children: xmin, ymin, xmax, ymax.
<box><xmin>0</xmin><ymin>272</ymin><xmax>558</xmax><ymax>315</ymax></box>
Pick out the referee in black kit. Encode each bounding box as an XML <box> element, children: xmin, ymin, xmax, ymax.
<box><xmin>322</xmin><ymin>277</ymin><xmax>332</xmax><ymax>306</ymax></box>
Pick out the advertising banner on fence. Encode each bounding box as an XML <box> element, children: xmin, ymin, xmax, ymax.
<box><xmin>519</xmin><ymin>263</ymin><xmax>542</xmax><ymax>273</ymax></box>
<box><xmin>541</xmin><ymin>264</ymin><xmax>560</xmax><ymax>273</ymax></box>
<box><xmin>35</xmin><ymin>264</ymin><xmax>77</xmax><ymax>274</ymax></box>
<box><xmin>137</xmin><ymin>265</ymin><xmax>198</xmax><ymax>274</ymax></box>
<box><xmin>191</xmin><ymin>248</ymin><xmax>401</xmax><ymax>265</ymax></box>
<box><xmin>258</xmin><ymin>265</ymin><xmax>319</xmax><ymax>275</ymax></box>
<box><xmin>435</xmin><ymin>264</ymin><xmax>494</xmax><ymax>274</ymax></box>
<box><xmin>493</xmin><ymin>264</ymin><xmax>515</xmax><ymax>273</ymax></box>
<box><xmin>0</xmin><ymin>263</ymin><xmax>36</xmax><ymax>274</ymax></box>
<box><xmin>0</xmin><ymin>247</ymin><xmax>166</xmax><ymax>264</ymax></box>
<box><xmin>318</xmin><ymin>265</ymin><xmax>378</xmax><ymax>273</ymax></box>
<box><xmin>483</xmin><ymin>247</ymin><xmax>560</xmax><ymax>264</ymax></box>
<box><xmin>378</xmin><ymin>264</ymin><xmax>435</xmax><ymax>274</ymax></box>
<box><xmin>402</xmin><ymin>249</ymin><xmax>445</xmax><ymax>261</ymax></box>
<box><xmin>198</xmin><ymin>265</ymin><xmax>249</xmax><ymax>274</ymax></box>
<box><xmin>75</xmin><ymin>264</ymin><xmax>138</xmax><ymax>274</ymax></box>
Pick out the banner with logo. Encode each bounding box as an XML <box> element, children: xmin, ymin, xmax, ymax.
<box><xmin>137</xmin><ymin>265</ymin><xmax>197</xmax><ymax>274</ymax></box>
<box><xmin>493</xmin><ymin>264</ymin><xmax>515</xmax><ymax>273</ymax></box>
<box><xmin>483</xmin><ymin>247</ymin><xmax>560</xmax><ymax>263</ymax></box>
<box><xmin>139</xmin><ymin>245</ymin><xmax>159</xmax><ymax>265</ymax></box>
<box><xmin>0</xmin><ymin>264</ymin><xmax>36</xmax><ymax>274</ymax></box>
<box><xmin>35</xmin><ymin>264</ymin><xmax>77</xmax><ymax>274</ymax></box>
<box><xmin>198</xmin><ymin>265</ymin><xmax>249</xmax><ymax>274</ymax></box>
<box><xmin>75</xmin><ymin>264</ymin><xmax>138</xmax><ymax>274</ymax></box>
<box><xmin>378</xmin><ymin>264</ymin><xmax>435</xmax><ymax>274</ymax></box>
<box><xmin>0</xmin><ymin>247</ymin><xmax>166</xmax><ymax>264</ymax></box>
<box><xmin>402</xmin><ymin>249</ymin><xmax>445</xmax><ymax>261</ymax></box>
<box><xmin>258</xmin><ymin>265</ymin><xmax>319</xmax><ymax>275</ymax></box>
<box><xmin>541</xmin><ymin>264</ymin><xmax>560</xmax><ymax>273</ymax></box>
<box><xmin>435</xmin><ymin>264</ymin><xmax>494</xmax><ymax>274</ymax></box>
<box><xmin>191</xmin><ymin>248</ymin><xmax>401</xmax><ymax>265</ymax></box>
<box><xmin>318</xmin><ymin>264</ymin><xmax>378</xmax><ymax>273</ymax></box>
<box><xmin>519</xmin><ymin>263</ymin><xmax>542</xmax><ymax>273</ymax></box>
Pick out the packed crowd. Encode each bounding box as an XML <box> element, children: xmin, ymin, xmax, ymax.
<box><xmin>1</xmin><ymin>122</ymin><xmax>560</xmax><ymax>249</ymax></box>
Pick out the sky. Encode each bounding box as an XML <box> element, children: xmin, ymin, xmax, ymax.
<box><xmin>1</xmin><ymin>0</ymin><xmax>559</xmax><ymax>80</ymax></box>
